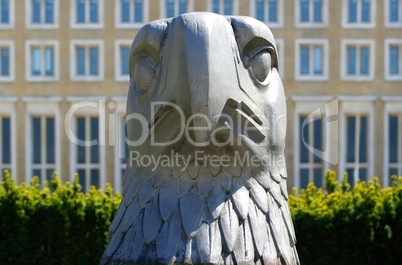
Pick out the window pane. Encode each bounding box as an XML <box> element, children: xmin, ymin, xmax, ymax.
<box><xmin>1</xmin><ymin>47</ymin><xmax>9</xmax><ymax>76</ymax></box>
<box><xmin>300</xmin><ymin>0</ymin><xmax>309</xmax><ymax>22</ymax></box>
<box><xmin>313</xmin><ymin>0</ymin><xmax>322</xmax><ymax>22</ymax></box>
<box><xmin>300</xmin><ymin>116</ymin><xmax>309</xmax><ymax>163</ymax></box>
<box><xmin>359</xmin><ymin>116</ymin><xmax>367</xmax><ymax>163</ymax></box>
<box><xmin>90</xmin><ymin>169</ymin><xmax>99</xmax><ymax>188</ymax></box>
<box><xmin>77</xmin><ymin>169</ymin><xmax>86</xmax><ymax>191</ymax></box>
<box><xmin>77</xmin><ymin>117</ymin><xmax>86</xmax><ymax>164</ymax></box>
<box><xmin>390</xmin><ymin>46</ymin><xmax>399</xmax><ymax>75</ymax></box>
<box><xmin>360</xmin><ymin>47</ymin><xmax>369</xmax><ymax>75</ymax></box>
<box><xmin>46</xmin><ymin>169</ymin><xmax>54</xmax><ymax>183</ymax></box>
<box><xmin>314</xmin><ymin>169</ymin><xmax>322</xmax><ymax>188</ymax></box>
<box><xmin>46</xmin><ymin>117</ymin><xmax>55</xmax><ymax>164</ymax></box>
<box><xmin>89</xmin><ymin>47</ymin><xmax>98</xmax><ymax>75</ymax></box>
<box><xmin>212</xmin><ymin>0</ymin><xmax>219</xmax><ymax>13</ymax></box>
<box><xmin>390</xmin><ymin>0</ymin><xmax>399</xmax><ymax>22</ymax></box>
<box><xmin>32</xmin><ymin>0</ymin><xmax>41</xmax><ymax>23</ymax></box>
<box><xmin>300</xmin><ymin>46</ymin><xmax>309</xmax><ymax>75</ymax></box>
<box><xmin>346</xmin><ymin>168</ymin><xmax>354</xmax><ymax>186</ymax></box>
<box><xmin>313</xmin><ymin>46</ymin><xmax>323</xmax><ymax>75</ymax></box>
<box><xmin>134</xmin><ymin>0</ymin><xmax>143</xmax><ymax>22</ymax></box>
<box><xmin>2</xmin><ymin>117</ymin><xmax>10</xmax><ymax>164</ymax></box>
<box><xmin>361</xmin><ymin>0</ymin><xmax>370</xmax><ymax>22</ymax></box>
<box><xmin>256</xmin><ymin>0</ymin><xmax>264</xmax><ymax>21</ymax></box>
<box><xmin>348</xmin><ymin>0</ymin><xmax>357</xmax><ymax>22</ymax></box>
<box><xmin>347</xmin><ymin>46</ymin><xmax>356</xmax><ymax>75</ymax></box>
<box><xmin>121</xmin><ymin>0</ymin><xmax>130</xmax><ymax>22</ymax></box>
<box><xmin>33</xmin><ymin>169</ymin><xmax>41</xmax><ymax>179</ymax></box>
<box><xmin>77</xmin><ymin>0</ymin><xmax>85</xmax><ymax>23</ymax></box>
<box><xmin>223</xmin><ymin>0</ymin><xmax>232</xmax><ymax>15</ymax></box>
<box><xmin>45</xmin><ymin>0</ymin><xmax>54</xmax><ymax>23</ymax></box>
<box><xmin>389</xmin><ymin>116</ymin><xmax>398</xmax><ymax>163</ymax></box>
<box><xmin>1</xmin><ymin>0</ymin><xmax>9</xmax><ymax>23</ymax></box>
<box><xmin>313</xmin><ymin>118</ymin><xmax>322</xmax><ymax>163</ymax></box>
<box><xmin>269</xmin><ymin>0</ymin><xmax>278</xmax><ymax>22</ymax></box>
<box><xmin>32</xmin><ymin>47</ymin><xmax>41</xmax><ymax>76</ymax></box>
<box><xmin>179</xmin><ymin>0</ymin><xmax>186</xmax><ymax>14</ymax></box>
<box><xmin>90</xmin><ymin>117</ymin><xmax>99</xmax><ymax>163</ymax></box>
<box><xmin>347</xmin><ymin>116</ymin><xmax>356</xmax><ymax>163</ymax></box>
<box><xmin>33</xmin><ymin>117</ymin><xmax>41</xmax><ymax>164</ymax></box>
<box><xmin>300</xmin><ymin>169</ymin><xmax>309</xmax><ymax>190</ymax></box>
<box><xmin>45</xmin><ymin>47</ymin><xmax>54</xmax><ymax>76</ymax></box>
<box><xmin>166</xmin><ymin>0</ymin><xmax>175</xmax><ymax>17</ymax></box>
<box><xmin>359</xmin><ymin>168</ymin><xmax>367</xmax><ymax>182</ymax></box>
<box><xmin>90</xmin><ymin>0</ymin><xmax>98</xmax><ymax>22</ymax></box>
<box><xmin>121</xmin><ymin>47</ymin><xmax>130</xmax><ymax>75</ymax></box>
<box><xmin>76</xmin><ymin>47</ymin><xmax>86</xmax><ymax>75</ymax></box>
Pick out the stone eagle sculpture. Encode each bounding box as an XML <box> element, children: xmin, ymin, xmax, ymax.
<box><xmin>101</xmin><ymin>12</ymin><xmax>299</xmax><ymax>265</ymax></box>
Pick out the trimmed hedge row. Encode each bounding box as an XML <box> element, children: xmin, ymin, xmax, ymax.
<box><xmin>289</xmin><ymin>170</ymin><xmax>402</xmax><ymax>265</ymax></box>
<box><xmin>1</xmin><ymin>170</ymin><xmax>402</xmax><ymax>264</ymax></box>
<box><xmin>0</xmin><ymin>170</ymin><xmax>121</xmax><ymax>265</ymax></box>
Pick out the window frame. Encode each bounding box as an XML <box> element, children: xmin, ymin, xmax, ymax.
<box><xmin>0</xmin><ymin>40</ymin><xmax>14</xmax><ymax>82</ymax></box>
<box><xmin>159</xmin><ymin>0</ymin><xmax>194</xmax><ymax>18</ymax></box>
<box><xmin>385</xmin><ymin>0</ymin><xmax>402</xmax><ymax>27</ymax></box>
<box><xmin>70</xmin><ymin>40</ymin><xmax>104</xmax><ymax>82</ymax></box>
<box><xmin>342</xmin><ymin>0</ymin><xmax>376</xmax><ymax>28</ymax></box>
<box><xmin>249</xmin><ymin>0</ymin><xmax>283</xmax><ymax>28</ymax></box>
<box><xmin>114</xmin><ymin>39</ymin><xmax>132</xmax><ymax>82</ymax></box>
<box><xmin>339</xmin><ymin>97</ymin><xmax>375</xmax><ymax>185</ymax></box>
<box><xmin>384</xmin><ymin>39</ymin><xmax>402</xmax><ymax>81</ymax></box>
<box><xmin>70</xmin><ymin>0</ymin><xmax>104</xmax><ymax>29</ymax></box>
<box><xmin>66</xmin><ymin>97</ymin><xmax>106</xmax><ymax>192</ymax></box>
<box><xmin>295</xmin><ymin>0</ymin><xmax>329</xmax><ymax>28</ymax></box>
<box><xmin>0</xmin><ymin>0</ymin><xmax>14</xmax><ymax>29</ymax></box>
<box><xmin>115</xmin><ymin>0</ymin><xmax>149</xmax><ymax>29</ymax></box>
<box><xmin>25</xmin><ymin>40</ymin><xmax>59</xmax><ymax>82</ymax></box>
<box><xmin>25</xmin><ymin>0</ymin><xmax>59</xmax><ymax>29</ymax></box>
<box><xmin>275</xmin><ymin>38</ymin><xmax>284</xmax><ymax>77</ymax></box>
<box><xmin>0</xmin><ymin>98</ymin><xmax>17</xmax><ymax>178</ymax></box>
<box><xmin>341</xmin><ymin>39</ymin><xmax>375</xmax><ymax>81</ymax></box>
<box><xmin>23</xmin><ymin>98</ymin><xmax>61</xmax><ymax>184</ymax></box>
<box><xmin>295</xmin><ymin>39</ymin><xmax>329</xmax><ymax>81</ymax></box>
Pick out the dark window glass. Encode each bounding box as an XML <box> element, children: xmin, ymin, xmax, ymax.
<box><xmin>46</xmin><ymin>117</ymin><xmax>55</xmax><ymax>164</ymax></box>
<box><xmin>300</xmin><ymin>116</ymin><xmax>309</xmax><ymax>163</ymax></box>
<box><xmin>1</xmin><ymin>0</ymin><xmax>9</xmax><ymax>23</ymax></box>
<box><xmin>33</xmin><ymin>169</ymin><xmax>41</xmax><ymax>180</ymax></box>
<box><xmin>390</xmin><ymin>0</ymin><xmax>399</xmax><ymax>22</ymax></box>
<box><xmin>347</xmin><ymin>116</ymin><xmax>356</xmax><ymax>163</ymax></box>
<box><xmin>300</xmin><ymin>0</ymin><xmax>309</xmax><ymax>22</ymax></box>
<box><xmin>76</xmin><ymin>47</ymin><xmax>86</xmax><ymax>75</ymax></box>
<box><xmin>45</xmin><ymin>0</ymin><xmax>54</xmax><ymax>23</ymax></box>
<box><xmin>313</xmin><ymin>118</ymin><xmax>322</xmax><ymax>163</ymax></box>
<box><xmin>179</xmin><ymin>0</ymin><xmax>186</xmax><ymax>14</ymax></box>
<box><xmin>90</xmin><ymin>0</ymin><xmax>98</xmax><ymax>22</ymax></box>
<box><xmin>2</xmin><ymin>117</ymin><xmax>10</xmax><ymax>164</ymax></box>
<box><xmin>314</xmin><ymin>168</ymin><xmax>322</xmax><ymax>188</ymax></box>
<box><xmin>32</xmin><ymin>0</ymin><xmax>41</xmax><ymax>23</ymax></box>
<box><xmin>269</xmin><ymin>0</ymin><xmax>277</xmax><ymax>22</ymax></box>
<box><xmin>166</xmin><ymin>0</ymin><xmax>175</xmax><ymax>17</ymax></box>
<box><xmin>90</xmin><ymin>117</ymin><xmax>99</xmax><ymax>163</ymax></box>
<box><xmin>359</xmin><ymin>168</ymin><xmax>367</xmax><ymax>182</ymax></box>
<box><xmin>89</xmin><ymin>47</ymin><xmax>98</xmax><ymax>75</ymax></box>
<box><xmin>359</xmin><ymin>116</ymin><xmax>367</xmax><ymax>163</ymax></box>
<box><xmin>121</xmin><ymin>0</ymin><xmax>130</xmax><ymax>22</ymax></box>
<box><xmin>46</xmin><ymin>169</ymin><xmax>54</xmax><ymax>183</ymax></box>
<box><xmin>77</xmin><ymin>0</ymin><xmax>86</xmax><ymax>23</ymax></box>
<box><xmin>134</xmin><ymin>0</ymin><xmax>143</xmax><ymax>22</ymax></box>
<box><xmin>313</xmin><ymin>46</ymin><xmax>322</xmax><ymax>75</ymax></box>
<box><xmin>389</xmin><ymin>168</ymin><xmax>398</xmax><ymax>186</ymax></box>
<box><xmin>32</xmin><ymin>48</ymin><xmax>42</xmax><ymax>76</ymax></box>
<box><xmin>78</xmin><ymin>169</ymin><xmax>86</xmax><ymax>191</ymax></box>
<box><xmin>389</xmin><ymin>116</ymin><xmax>398</xmax><ymax>163</ymax></box>
<box><xmin>347</xmin><ymin>168</ymin><xmax>354</xmax><ymax>186</ymax></box>
<box><xmin>121</xmin><ymin>47</ymin><xmax>130</xmax><ymax>75</ymax></box>
<box><xmin>1</xmin><ymin>47</ymin><xmax>9</xmax><ymax>76</ymax></box>
<box><xmin>90</xmin><ymin>169</ymin><xmax>99</xmax><ymax>188</ymax></box>
<box><xmin>361</xmin><ymin>0</ymin><xmax>370</xmax><ymax>22</ymax></box>
<box><xmin>77</xmin><ymin>117</ymin><xmax>86</xmax><ymax>164</ymax></box>
<box><xmin>45</xmin><ymin>47</ymin><xmax>54</xmax><ymax>76</ymax></box>
<box><xmin>347</xmin><ymin>46</ymin><xmax>356</xmax><ymax>74</ymax></box>
<box><xmin>360</xmin><ymin>47</ymin><xmax>369</xmax><ymax>75</ymax></box>
<box><xmin>33</xmin><ymin>117</ymin><xmax>41</xmax><ymax>164</ymax></box>
<box><xmin>256</xmin><ymin>0</ymin><xmax>264</xmax><ymax>21</ymax></box>
<box><xmin>300</xmin><ymin>46</ymin><xmax>309</xmax><ymax>75</ymax></box>
<box><xmin>300</xmin><ymin>169</ymin><xmax>309</xmax><ymax>189</ymax></box>
<box><xmin>390</xmin><ymin>46</ymin><xmax>399</xmax><ymax>75</ymax></box>
<box><xmin>313</xmin><ymin>0</ymin><xmax>322</xmax><ymax>22</ymax></box>
<box><xmin>223</xmin><ymin>0</ymin><xmax>232</xmax><ymax>15</ymax></box>
<box><xmin>349</xmin><ymin>0</ymin><xmax>357</xmax><ymax>22</ymax></box>
<box><xmin>212</xmin><ymin>0</ymin><xmax>219</xmax><ymax>13</ymax></box>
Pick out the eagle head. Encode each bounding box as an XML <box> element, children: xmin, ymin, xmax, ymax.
<box><xmin>102</xmin><ymin>12</ymin><xmax>299</xmax><ymax>265</ymax></box>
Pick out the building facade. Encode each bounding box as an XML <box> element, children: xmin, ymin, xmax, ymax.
<box><xmin>0</xmin><ymin>0</ymin><xmax>401</xmax><ymax>192</ymax></box>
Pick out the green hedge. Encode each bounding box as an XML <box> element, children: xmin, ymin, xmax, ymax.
<box><xmin>0</xmin><ymin>170</ymin><xmax>121</xmax><ymax>265</ymax></box>
<box><xmin>289</xmin><ymin>170</ymin><xmax>402</xmax><ymax>265</ymax></box>
<box><xmin>2</xmin><ymin>170</ymin><xmax>402</xmax><ymax>265</ymax></box>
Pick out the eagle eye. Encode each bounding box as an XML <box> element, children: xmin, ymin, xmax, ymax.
<box><xmin>133</xmin><ymin>53</ymin><xmax>158</xmax><ymax>95</ymax></box>
<box><xmin>244</xmin><ymin>46</ymin><xmax>272</xmax><ymax>84</ymax></box>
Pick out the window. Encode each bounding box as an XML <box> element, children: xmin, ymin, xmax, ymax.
<box><xmin>74</xmin><ymin>116</ymin><xmax>101</xmax><ymax>192</ymax></box>
<box><xmin>0</xmin><ymin>41</ymin><xmax>14</xmax><ymax>81</ymax></box>
<box><xmin>0</xmin><ymin>0</ymin><xmax>13</xmax><ymax>28</ymax></box>
<box><xmin>26</xmin><ymin>0</ymin><xmax>59</xmax><ymax>28</ymax></box>
<box><xmin>253</xmin><ymin>0</ymin><xmax>282</xmax><ymax>27</ymax></box>
<box><xmin>385</xmin><ymin>39</ymin><xmax>402</xmax><ymax>80</ymax></box>
<box><xmin>275</xmin><ymin>39</ymin><xmax>284</xmax><ymax>76</ymax></box>
<box><xmin>116</xmin><ymin>0</ymin><xmax>148</xmax><ymax>28</ymax></box>
<box><xmin>341</xmin><ymin>39</ymin><xmax>374</xmax><ymax>81</ymax></box>
<box><xmin>387</xmin><ymin>115</ymin><xmax>402</xmax><ymax>182</ymax></box>
<box><xmin>70</xmin><ymin>40</ymin><xmax>104</xmax><ymax>81</ymax></box>
<box><xmin>295</xmin><ymin>39</ymin><xmax>328</xmax><ymax>81</ymax></box>
<box><xmin>210</xmin><ymin>0</ymin><xmax>236</xmax><ymax>15</ymax></box>
<box><xmin>0</xmin><ymin>116</ymin><xmax>11</xmax><ymax>176</ymax></box>
<box><xmin>26</xmin><ymin>40</ymin><xmax>59</xmax><ymax>81</ymax></box>
<box><xmin>31</xmin><ymin>116</ymin><xmax>56</xmax><ymax>185</ymax></box>
<box><xmin>296</xmin><ymin>0</ymin><xmax>328</xmax><ymax>27</ymax></box>
<box><xmin>162</xmin><ymin>0</ymin><xmax>191</xmax><ymax>18</ymax></box>
<box><xmin>342</xmin><ymin>0</ymin><xmax>375</xmax><ymax>28</ymax></box>
<box><xmin>71</xmin><ymin>0</ymin><xmax>103</xmax><ymax>28</ymax></box>
<box><xmin>115</xmin><ymin>40</ymin><xmax>131</xmax><ymax>81</ymax></box>
<box><xmin>386</xmin><ymin>0</ymin><xmax>402</xmax><ymax>27</ymax></box>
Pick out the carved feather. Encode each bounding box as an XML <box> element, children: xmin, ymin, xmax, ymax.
<box><xmin>230</xmin><ymin>177</ymin><xmax>249</xmax><ymax>220</ymax></box>
<box><xmin>138</xmin><ymin>178</ymin><xmax>157</xmax><ymax>209</ymax></box>
<box><xmin>179</xmin><ymin>188</ymin><xmax>205</xmax><ymax>238</ymax></box>
<box><xmin>206</xmin><ymin>179</ymin><xmax>227</xmax><ymax>220</ymax></box>
<box><xmin>219</xmin><ymin>200</ymin><xmax>239</xmax><ymax>252</ymax></box>
<box><xmin>248</xmin><ymin>178</ymin><xmax>269</xmax><ymax>214</ymax></box>
<box><xmin>159</xmin><ymin>179</ymin><xmax>179</xmax><ymax>221</ymax></box>
<box><xmin>248</xmin><ymin>198</ymin><xmax>268</xmax><ymax>258</ymax></box>
<box><xmin>143</xmin><ymin>193</ymin><xmax>162</xmax><ymax>244</ymax></box>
